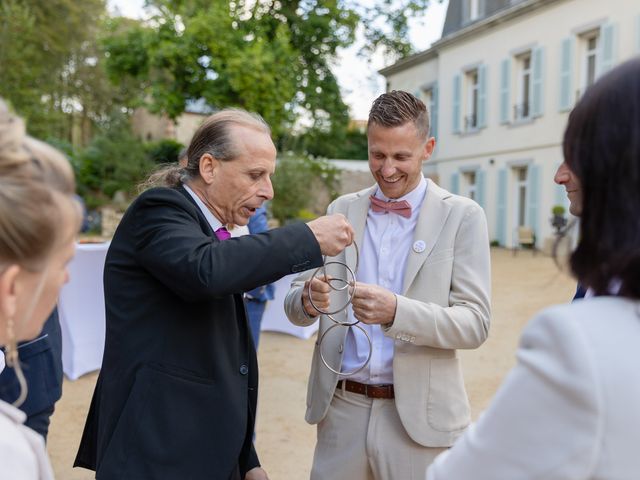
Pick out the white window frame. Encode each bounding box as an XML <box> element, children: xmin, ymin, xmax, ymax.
<box><xmin>464</xmin><ymin>171</ymin><xmax>477</xmax><ymax>201</ymax></box>
<box><xmin>465</xmin><ymin>69</ymin><xmax>479</xmax><ymax>131</ymax></box>
<box><xmin>422</xmin><ymin>88</ymin><xmax>433</xmax><ymax>113</ymax></box>
<box><xmin>464</xmin><ymin>0</ymin><xmax>480</xmax><ymax>21</ymax></box>
<box><xmin>515</xmin><ymin>52</ymin><xmax>532</xmax><ymax>121</ymax></box>
<box><xmin>579</xmin><ymin>30</ymin><xmax>600</xmax><ymax>100</ymax></box>
<box><xmin>513</xmin><ymin>167</ymin><xmax>528</xmax><ymax>228</ymax></box>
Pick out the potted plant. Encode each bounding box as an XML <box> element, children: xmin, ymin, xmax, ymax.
<box><xmin>550</xmin><ymin>205</ymin><xmax>568</xmax><ymax>235</ymax></box>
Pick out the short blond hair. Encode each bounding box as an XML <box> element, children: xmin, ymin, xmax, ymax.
<box><xmin>368</xmin><ymin>90</ymin><xmax>430</xmax><ymax>139</ymax></box>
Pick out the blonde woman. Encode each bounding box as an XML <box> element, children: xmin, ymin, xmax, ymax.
<box><xmin>0</xmin><ymin>101</ymin><xmax>80</xmax><ymax>479</ymax></box>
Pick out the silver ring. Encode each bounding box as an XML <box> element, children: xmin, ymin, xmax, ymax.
<box><xmin>307</xmin><ymin>261</ymin><xmax>357</xmax><ymax>316</ymax></box>
<box><xmin>317</xmin><ymin>323</ymin><xmax>372</xmax><ymax>377</ymax></box>
<box><xmin>306</xmin><ymin>242</ymin><xmax>359</xmax><ymax>316</ymax></box>
<box><xmin>306</xmin><ymin>241</ymin><xmax>372</xmax><ymax>377</ymax></box>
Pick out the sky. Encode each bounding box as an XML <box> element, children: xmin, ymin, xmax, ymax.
<box><xmin>107</xmin><ymin>0</ymin><xmax>448</xmax><ymax>120</ymax></box>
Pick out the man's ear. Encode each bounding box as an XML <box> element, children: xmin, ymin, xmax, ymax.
<box><xmin>423</xmin><ymin>137</ymin><xmax>436</xmax><ymax>161</ymax></box>
<box><xmin>0</xmin><ymin>265</ymin><xmax>20</xmax><ymax>323</ymax></box>
<box><xmin>198</xmin><ymin>153</ymin><xmax>219</xmax><ymax>184</ymax></box>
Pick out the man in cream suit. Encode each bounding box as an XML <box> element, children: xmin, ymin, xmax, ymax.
<box><xmin>285</xmin><ymin>91</ymin><xmax>491</xmax><ymax>480</ymax></box>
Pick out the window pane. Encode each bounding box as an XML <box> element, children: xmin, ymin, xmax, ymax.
<box><xmin>587</xmin><ymin>54</ymin><xmax>596</xmax><ymax>86</ymax></box>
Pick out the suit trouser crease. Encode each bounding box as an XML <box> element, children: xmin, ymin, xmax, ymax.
<box><xmin>310</xmin><ymin>387</ymin><xmax>446</xmax><ymax>480</ymax></box>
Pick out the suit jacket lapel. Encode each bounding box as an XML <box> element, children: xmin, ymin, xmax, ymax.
<box><xmin>402</xmin><ymin>180</ymin><xmax>452</xmax><ymax>294</ymax></box>
<box><xmin>344</xmin><ymin>186</ymin><xmax>376</xmax><ymax>273</ymax></box>
<box><xmin>177</xmin><ymin>185</ymin><xmax>217</xmax><ymax>238</ymax></box>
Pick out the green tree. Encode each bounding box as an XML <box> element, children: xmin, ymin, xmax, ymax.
<box><xmin>271</xmin><ymin>153</ymin><xmax>340</xmax><ymax>225</ymax></box>
<box><xmin>76</xmin><ymin>113</ymin><xmax>154</xmax><ymax>207</ymax></box>
<box><xmin>102</xmin><ymin>0</ymin><xmax>438</xmax><ymax>138</ymax></box>
<box><xmin>146</xmin><ymin>139</ymin><xmax>184</xmax><ymax>165</ymax></box>
<box><xmin>0</xmin><ymin>0</ymin><xmax>132</xmax><ymax>142</ymax></box>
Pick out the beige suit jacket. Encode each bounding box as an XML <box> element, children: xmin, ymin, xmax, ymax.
<box><xmin>285</xmin><ymin>180</ymin><xmax>491</xmax><ymax>447</ymax></box>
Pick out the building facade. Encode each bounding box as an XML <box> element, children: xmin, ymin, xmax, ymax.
<box><xmin>380</xmin><ymin>0</ymin><xmax>640</xmax><ymax>248</ymax></box>
<box><xmin>131</xmin><ymin>98</ymin><xmax>214</xmax><ymax>146</ymax></box>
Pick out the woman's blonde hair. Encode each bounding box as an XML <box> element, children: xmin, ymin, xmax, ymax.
<box><xmin>0</xmin><ymin>99</ymin><xmax>79</xmax><ymax>270</ymax></box>
<box><xmin>0</xmin><ymin>99</ymin><xmax>81</xmax><ymax>406</ymax></box>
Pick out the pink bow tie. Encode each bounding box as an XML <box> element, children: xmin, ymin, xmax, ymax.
<box><xmin>215</xmin><ymin>227</ymin><xmax>231</xmax><ymax>241</ymax></box>
<box><xmin>369</xmin><ymin>196</ymin><xmax>412</xmax><ymax>218</ymax></box>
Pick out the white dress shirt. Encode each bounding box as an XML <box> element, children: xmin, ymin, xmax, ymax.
<box><xmin>183</xmin><ymin>184</ymin><xmax>224</xmax><ymax>232</ymax></box>
<box><xmin>341</xmin><ymin>175</ymin><xmax>427</xmax><ymax>384</ymax></box>
<box><xmin>183</xmin><ymin>184</ymin><xmax>249</xmax><ymax>237</ymax></box>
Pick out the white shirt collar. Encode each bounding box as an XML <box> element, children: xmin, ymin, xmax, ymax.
<box><xmin>0</xmin><ymin>350</ymin><xmax>4</xmax><ymax>374</ymax></box>
<box><xmin>182</xmin><ymin>184</ymin><xmax>224</xmax><ymax>232</ymax></box>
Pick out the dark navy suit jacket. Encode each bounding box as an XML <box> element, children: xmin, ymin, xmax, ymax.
<box><xmin>0</xmin><ymin>309</ymin><xmax>63</xmax><ymax>434</ymax></box>
<box><xmin>573</xmin><ymin>284</ymin><xmax>587</xmax><ymax>300</ymax></box>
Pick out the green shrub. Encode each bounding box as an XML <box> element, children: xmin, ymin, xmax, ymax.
<box><xmin>552</xmin><ymin>204</ymin><xmax>566</xmax><ymax>216</ymax></box>
<box><xmin>271</xmin><ymin>153</ymin><xmax>340</xmax><ymax>225</ymax></box>
<box><xmin>76</xmin><ymin>118</ymin><xmax>154</xmax><ymax>206</ymax></box>
<box><xmin>146</xmin><ymin>139</ymin><xmax>184</xmax><ymax>165</ymax></box>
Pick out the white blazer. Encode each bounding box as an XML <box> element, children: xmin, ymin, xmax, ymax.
<box><xmin>0</xmin><ymin>398</ymin><xmax>54</xmax><ymax>480</ymax></box>
<box><xmin>427</xmin><ymin>296</ymin><xmax>640</xmax><ymax>479</ymax></box>
<box><xmin>285</xmin><ymin>180</ymin><xmax>492</xmax><ymax>447</ymax></box>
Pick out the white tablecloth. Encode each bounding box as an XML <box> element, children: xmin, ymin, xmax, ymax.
<box><xmin>58</xmin><ymin>242</ymin><xmax>109</xmax><ymax>380</ymax></box>
<box><xmin>58</xmin><ymin>248</ymin><xmax>316</xmax><ymax>380</ymax></box>
<box><xmin>261</xmin><ymin>274</ymin><xmax>319</xmax><ymax>339</ymax></box>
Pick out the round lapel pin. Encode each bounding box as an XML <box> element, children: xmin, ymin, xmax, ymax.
<box><xmin>413</xmin><ymin>240</ymin><xmax>426</xmax><ymax>253</ymax></box>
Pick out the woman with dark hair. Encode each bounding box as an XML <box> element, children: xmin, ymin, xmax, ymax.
<box><xmin>427</xmin><ymin>58</ymin><xmax>640</xmax><ymax>479</ymax></box>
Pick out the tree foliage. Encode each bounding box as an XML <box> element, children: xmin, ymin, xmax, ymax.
<box><xmin>271</xmin><ymin>153</ymin><xmax>341</xmax><ymax>224</ymax></box>
<box><xmin>102</xmin><ymin>0</ymin><xmax>437</xmax><ymax>137</ymax></box>
<box><xmin>75</xmin><ymin>113</ymin><xmax>155</xmax><ymax>205</ymax></box>
<box><xmin>0</xmin><ymin>0</ymin><xmax>132</xmax><ymax>141</ymax></box>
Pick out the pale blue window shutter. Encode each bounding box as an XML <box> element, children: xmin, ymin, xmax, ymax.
<box><xmin>531</xmin><ymin>47</ymin><xmax>544</xmax><ymax>117</ymax></box>
<box><xmin>527</xmin><ymin>164</ymin><xmax>541</xmax><ymax>240</ymax></box>
<box><xmin>450</xmin><ymin>172</ymin><xmax>460</xmax><ymax>194</ymax></box>
<box><xmin>477</xmin><ymin>64</ymin><xmax>488</xmax><ymax>128</ymax></box>
<box><xmin>476</xmin><ymin>169</ymin><xmax>486</xmax><ymax>209</ymax></box>
<box><xmin>599</xmin><ymin>23</ymin><xmax>617</xmax><ymax>76</ymax></box>
<box><xmin>500</xmin><ymin>58</ymin><xmax>511</xmax><ymax>124</ymax></box>
<box><xmin>497</xmin><ymin>169</ymin><xmax>507</xmax><ymax>246</ymax></box>
<box><xmin>559</xmin><ymin>37</ymin><xmax>573</xmax><ymax>112</ymax></box>
<box><xmin>452</xmin><ymin>74</ymin><xmax>461</xmax><ymax>134</ymax></box>
<box><xmin>430</xmin><ymin>83</ymin><xmax>439</xmax><ymax>139</ymax></box>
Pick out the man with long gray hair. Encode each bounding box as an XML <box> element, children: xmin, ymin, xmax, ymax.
<box><xmin>74</xmin><ymin>108</ymin><xmax>354</xmax><ymax>480</ymax></box>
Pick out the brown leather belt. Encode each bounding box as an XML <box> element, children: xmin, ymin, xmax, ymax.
<box><xmin>337</xmin><ymin>380</ymin><xmax>395</xmax><ymax>399</ymax></box>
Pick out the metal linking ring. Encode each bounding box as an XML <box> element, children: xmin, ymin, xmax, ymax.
<box><xmin>307</xmin><ymin>241</ymin><xmax>373</xmax><ymax>377</ymax></box>
<box><xmin>318</xmin><ymin>323</ymin><xmax>373</xmax><ymax>377</ymax></box>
